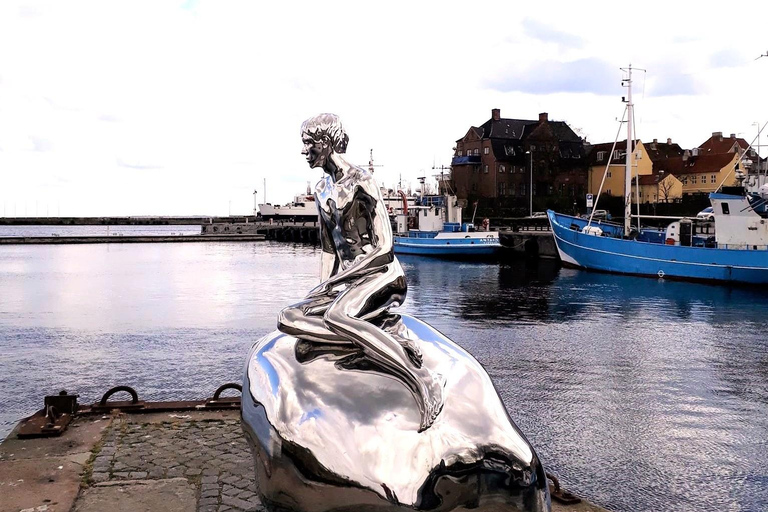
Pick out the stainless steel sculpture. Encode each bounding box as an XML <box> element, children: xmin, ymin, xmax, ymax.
<box><xmin>242</xmin><ymin>113</ymin><xmax>550</xmax><ymax>512</ymax></box>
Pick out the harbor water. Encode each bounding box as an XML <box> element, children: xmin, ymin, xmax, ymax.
<box><xmin>1</xmin><ymin>234</ymin><xmax>767</xmax><ymax>511</ymax></box>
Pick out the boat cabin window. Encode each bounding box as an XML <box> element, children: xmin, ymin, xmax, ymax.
<box><xmin>721</xmin><ymin>203</ymin><xmax>730</xmax><ymax>215</ymax></box>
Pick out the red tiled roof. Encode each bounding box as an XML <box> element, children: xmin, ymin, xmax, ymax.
<box><xmin>698</xmin><ymin>134</ymin><xmax>749</xmax><ymax>154</ymax></box>
<box><xmin>656</xmin><ymin>153</ymin><xmax>737</xmax><ymax>175</ymax></box>
<box><xmin>637</xmin><ymin>174</ymin><xmax>661</xmax><ymax>186</ymax></box>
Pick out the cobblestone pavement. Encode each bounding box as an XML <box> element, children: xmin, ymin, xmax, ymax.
<box><xmin>89</xmin><ymin>417</ymin><xmax>265</xmax><ymax>512</ymax></box>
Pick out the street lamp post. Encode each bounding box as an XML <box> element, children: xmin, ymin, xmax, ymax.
<box><xmin>655</xmin><ymin>170</ymin><xmax>665</xmax><ymax>216</ymax></box>
<box><xmin>525</xmin><ymin>150</ymin><xmax>533</xmax><ymax>217</ymax></box>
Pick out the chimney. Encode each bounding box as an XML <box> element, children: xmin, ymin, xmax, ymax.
<box><xmin>667</xmin><ymin>138</ymin><xmax>672</xmax><ymax>144</ymax></box>
<box><xmin>730</xmin><ymin>133</ymin><xmax>736</xmax><ymax>139</ymax></box>
<box><xmin>653</xmin><ymin>138</ymin><xmax>658</xmax><ymax>144</ymax></box>
<box><xmin>712</xmin><ymin>131</ymin><xmax>723</xmax><ymax>141</ymax></box>
<box><xmin>539</xmin><ymin>112</ymin><xmax>548</xmax><ymax>123</ymax></box>
<box><xmin>491</xmin><ymin>108</ymin><xmax>500</xmax><ymax>121</ymax></box>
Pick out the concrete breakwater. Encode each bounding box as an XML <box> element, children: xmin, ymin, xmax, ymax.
<box><xmin>202</xmin><ymin>221</ymin><xmax>320</xmax><ymax>244</ymax></box>
<box><xmin>0</xmin><ymin>234</ymin><xmax>266</xmax><ymax>245</ymax></box>
<box><xmin>203</xmin><ymin>221</ymin><xmax>560</xmax><ymax>259</ymax></box>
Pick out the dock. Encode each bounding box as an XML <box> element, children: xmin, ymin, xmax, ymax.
<box><xmin>0</xmin><ymin>234</ymin><xmax>266</xmax><ymax>245</ymax></box>
<box><xmin>2</xmin><ymin>407</ymin><xmax>608</xmax><ymax>512</ymax></box>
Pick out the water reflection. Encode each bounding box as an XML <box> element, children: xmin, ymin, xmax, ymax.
<box><xmin>2</xmin><ymin>244</ymin><xmax>768</xmax><ymax>511</ymax></box>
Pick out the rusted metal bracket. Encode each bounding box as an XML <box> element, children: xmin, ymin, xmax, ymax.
<box><xmin>88</xmin><ymin>384</ymin><xmax>241</xmax><ymax>413</ymax></box>
<box><xmin>204</xmin><ymin>383</ymin><xmax>242</xmax><ymax>410</ymax></box>
<box><xmin>16</xmin><ymin>384</ymin><xmax>243</xmax><ymax>439</ymax></box>
<box><xmin>546</xmin><ymin>472</ymin><xmax>582</xmax><ymax>505</ymax></box>
<box><xmin>17</xmin><ymin>390</ymin><xmax>79</xmax><ymax>438</ymax></box>
<box><xmin>90</xmin><ymin>385</ymin><xmax>147</xmax><ymax>412</ymax></box>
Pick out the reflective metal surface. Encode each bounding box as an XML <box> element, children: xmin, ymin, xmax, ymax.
<box><xmin>242</xmin><ymin>113</ymin><xmax>549</xmax><ymax>511</ymax></box>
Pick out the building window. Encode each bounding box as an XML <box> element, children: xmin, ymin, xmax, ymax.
<box><xmin>691</xmin><ymin>175</ymin><xmax>697</xmax><ymax>185</ymax></box>
<box><xmin>597</xmin><ymin>151</ymin><xmax>606</xmax><ymax>161</ymax></box>
<box><xmin>510</xmin><ymin>186</ymin><xmax>516</xmax><ymax>196</ymax></box>
<box><xmin>466</xmin><ymin>150</ymin><xmax>471</xmax><ymax>156</ymax></box>
<box><xmin>484</xmin><ymin>147</ymin><xmax>489</xmax><ymax>155</ymax></box>
<box><xmin>499</xmin><ymin>165</ymin><xmax>505</xmax><ymax>173</ymax></box>
<box><xmin>472</xmin><ymin>183</ymin><xmax>477</xmax><ymax>192</ymax></box>
<box><xmin>606</xmin><ymin>189</ymin><xmax>611</xmax><ymax>195</ymax></box>
<box><xmin>473</xmin><ymin>148</ymin><xmax>479</xmax><ymax>156</ymax></box>
<box><xmin>711</xmin><ymin>174</ymin><xmax>717</xmax><ymax>184</ymax></box>
<box><xmin>520</xmin><ymin>183</ymin><xmax>526</xmax><ymax>195</ymax></box>
<box><xmin>607</xmin><ymin>170</ymin><xmax>612</xmax><ymax>178</ymax></box>
<box><xmin>498</xmin><ymin>182</ymin><xmax>506</xmax><ymax>196</ymax></box>
<box><xmin>484</xmin><ymin>165</ymin><xmax>489</xmax><ymax>173</ymax></box>
<box><xmin>682</xmin><ymin>176</ymin><xmax>688</xmax><ymax>185</ymax></box>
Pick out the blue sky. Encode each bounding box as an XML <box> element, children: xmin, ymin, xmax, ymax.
<box><xmin>1</xmin><ymin>1</ymin><xmax>767</xmax><ymax>216</ymax></box>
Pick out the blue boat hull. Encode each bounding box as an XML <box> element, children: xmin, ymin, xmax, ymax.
<box><xmin>394</xmin><ymin>237</ymin><xmax>501</xmax><ymax>257</ymax></box>
<box><xmin>547</xmin><ymin>211</ymin><xmax>768</xmax><ymax>284</ymax></box>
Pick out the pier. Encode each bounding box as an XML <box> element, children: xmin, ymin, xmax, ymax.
<box><xmin>0</xmin><ymin>234</ymin><xmax>266</xmax><ymax>245</ymax></box>
<box><xmin>1</xmin><ymin>395</ymin><xmax>607</xmax><ymax>512</ymax></box>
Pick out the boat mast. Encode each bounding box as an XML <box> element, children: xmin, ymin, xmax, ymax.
<box><xmin>623</xmin><ymin>65</ymin><xmax>634</xmax><ymax>237</ymax></box>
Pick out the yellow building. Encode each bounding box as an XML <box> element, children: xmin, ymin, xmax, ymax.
<box><xmin>654</xmin><ymin>152</ymin><xmax>740</xmax><ymax>195</ymax></box>
<box><xmin>587</xmin><ymin>140</ymin><xmax>652</xmax><ymax>197</ymax></box>
<box><xmin>634</xmin><ymin>172</ymin><xmax>683</xmax><ymax>203</ymax></box>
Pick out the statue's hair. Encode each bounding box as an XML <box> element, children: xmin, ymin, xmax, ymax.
<box><xmin>301</xmin><ymin>113</ymin><xmax>349</xmax><ymax>154</ymax></box>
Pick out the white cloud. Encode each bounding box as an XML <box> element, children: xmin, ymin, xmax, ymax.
<box><xmin>0</xmin><ymin>0</ymin><xmax>767</xmax><ymax>216</ymax></box>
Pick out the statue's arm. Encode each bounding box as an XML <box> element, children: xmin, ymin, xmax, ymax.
<box><xmin>319</xmin><ymin>219</ymin><xmax>337</xmax><ymax>283</ymax></box>
<box><xmin>316</xmin><ymin>176</ymin><xmax>392</xmax><ymax>290</ymax></box>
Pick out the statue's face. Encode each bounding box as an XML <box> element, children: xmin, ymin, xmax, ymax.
<box><xmin>301</xmin><ymin>133</ymin><xmax>331</xmax><ymax>169</ymax></box>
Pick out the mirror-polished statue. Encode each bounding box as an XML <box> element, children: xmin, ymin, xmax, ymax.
<box><xmin>277</xmin><ymin>113</ymin><xmax>443</xmax><ymax>432</ymax></box>
<box><xmin>242</xmin><ymin>114</ymin><xmax>550</xmax><ymax>512</ymax></box>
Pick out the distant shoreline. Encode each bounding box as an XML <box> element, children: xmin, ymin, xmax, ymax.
<box><xmin>0</xmin><ymin>234</ymin><xmax>266</xmax><ymax>245</ymax></box>
<box><xmin>0</xmin><ymin>216</ymin><xmax>257</xmax><ymax>226</ymax></box>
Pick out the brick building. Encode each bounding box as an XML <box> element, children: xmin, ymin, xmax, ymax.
<box><xmin>450</xmin><ymin>109</ymin><xmax>587</xmax><ymax>212</ymax></box>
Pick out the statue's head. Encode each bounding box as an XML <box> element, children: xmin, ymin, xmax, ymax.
<box><xmin>301</xmin><ymin>113</ymin><xmax>349</xmax><ymax>169</ymax></box>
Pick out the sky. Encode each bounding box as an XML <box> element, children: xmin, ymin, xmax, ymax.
<box><xmin>1</xmin><ymin>0</ymin><xmax>767</xmax><ymax>217</ymax></box>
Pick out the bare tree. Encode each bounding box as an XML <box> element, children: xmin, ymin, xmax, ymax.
<box><xmin>658</xmin><ymin>175</ymin><xmax>675</xmax><ymax>203</ymax></box>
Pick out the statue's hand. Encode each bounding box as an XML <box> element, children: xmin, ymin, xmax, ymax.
<box><xmin>306</xmin><ymin>281</ymin><xmax>331</xmax><ymax>299</ymax></box>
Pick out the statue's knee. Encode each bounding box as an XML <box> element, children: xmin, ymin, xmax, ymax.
<box><xmin>322</xmin><ymin>308</ymin><xmax>345</xmax><ymax>332</ymax></box>
<box><xmin>278</xmin><ymin>306</ymin><xmax>298</xmax><ymax>330</ymax></box>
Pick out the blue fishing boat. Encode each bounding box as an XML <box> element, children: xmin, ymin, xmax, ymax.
<box><xmin>547</xmin><ymin>189</ymin><xmax>768</xmax><ymax>284</ymax></box>
<box><xmin>548</xmin><ymin>65</ymin><xmax>768</xmax><ymax>284</ymax></box>
<box><xmin>393</xmin><ymin>193</ymin><xmax>502</xmax><ymax>257</ymax></box>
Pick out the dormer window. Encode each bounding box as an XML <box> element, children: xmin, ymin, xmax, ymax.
<box><xmin>597</xmin><ymin>151</ymin><xmax>606</xmax><ymax>161</ymax></box>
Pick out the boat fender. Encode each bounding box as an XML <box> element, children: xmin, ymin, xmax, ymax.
<box><xmin>665</xmin><ymin>238</ymin><xmax>675</xmax><ymax>245</ymax></box>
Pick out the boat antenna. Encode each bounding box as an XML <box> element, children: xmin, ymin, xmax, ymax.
<box><xmin>588</xmin><ymin>106</ymin><xmax>627</xmax><ymax>229</ymax></box>
<box><xmin>364</xmin><ymin>149</ymin><xmax>383</xmax><ymax>174</ymax></box>
<box><xmin>619</xmin><ymin>64</ymin><xmax>639</xmax><ymax>237</ymax></box>
<box><xmin>633</xmin><ymin>99</ymin><xmax>641</xmax><ymax>233</ymax></box>
<box><xmin>432</xmin><ymin>164</ymin><xmax>454</xmax><ymax>195</ymax></box>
